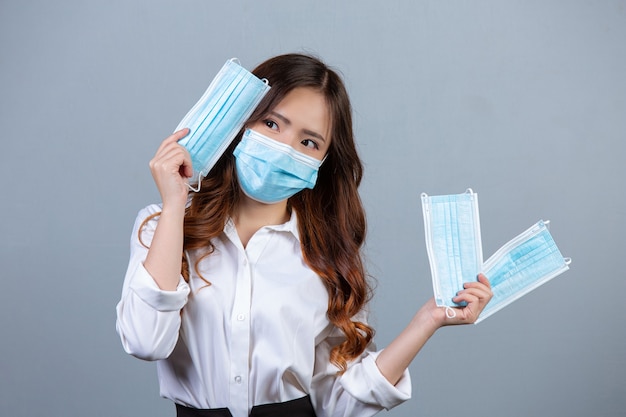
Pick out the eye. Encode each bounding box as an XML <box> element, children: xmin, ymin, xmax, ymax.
<box><xmin>301</xmin><ymin>139</ymin><xmax>319</xmax><ymax>150</ymax></box>
<box><xmin>263</xmin><ymin>119</ymin><xmax>279</xmax><ymax>130</ymax></box>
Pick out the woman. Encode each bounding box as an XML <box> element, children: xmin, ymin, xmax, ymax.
<box><xmin>116</xmin><ymin>53</ymin><xmax>492</xmax><ymax>417</ymax></box>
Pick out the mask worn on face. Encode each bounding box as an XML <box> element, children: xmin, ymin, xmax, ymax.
<box><xmin>476</xmin><ymin>220</ymin><xmax>571</xmax><ymax>323</ymax></box>
<box><xmin>233</xmin><ymin>129</ymin><xmax>323</xmax><ymax>204</ymax></box>
<box><xmin>175</xmin><ymin>58</ymin><xmax>271</xmax><ymax>191</ymax></box>
<box><xmin>421</xmin><ymin>189</ymin><xmax>483</xmax><ymax>316</ymax></box>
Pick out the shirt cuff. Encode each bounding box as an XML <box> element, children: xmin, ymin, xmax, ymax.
<box><xmin>128</xmin><ymin>262</ymin><xmax>190</xmax><ymax>312</ymax></box>
<box><xmin>340</xmin><ymin>350</ymin><xmax>412</xmax><ymax>410</ymax></box>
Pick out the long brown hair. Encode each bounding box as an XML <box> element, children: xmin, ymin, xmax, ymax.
<box><xmin>145</xmin><ymin>53</ymin><xmax>373</xmax><ymax>372</ymax></box>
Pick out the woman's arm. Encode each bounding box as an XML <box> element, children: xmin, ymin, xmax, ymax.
<box><xmin>116</xmin><ymin>129</ymin><xmax>194</xmax><ymax>360</ymax></box>
<box><xmin>115</xmin><ymin>204</ymin><xmax>191</xmax><ymax>360</ymax></box>
<box><xmin>143</xmin><ymin>128</ymin><xmax>192</xmax><ymax>291</ymax></box>
<box><xmin>375</xmin><ymin>274</ymin><xmax>492</xmax><ymax>385</ymax></box>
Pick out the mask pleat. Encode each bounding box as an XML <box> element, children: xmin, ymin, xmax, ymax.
<box><xmin>422</xmin><ymin>190</ymin><xmax>482</xmax><ymax>308</ymax></box>
<box><xmin>174</xmin><ymin>59</ymin><xmax>271</xmax><ymax>188</ymax></box>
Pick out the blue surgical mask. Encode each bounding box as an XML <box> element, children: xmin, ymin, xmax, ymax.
<box><xmin>175</xmin><ymin>58</ymin><xmax>271</xmax><ymax>191</ymax></box>
<box><xmin>233</xmin><ymin>129</ymin><xmax>323</xmax><ymax>204</ymax></box>
<box><xmin>476</xmin><ymin>220</ymin><xmax>571</xmax><ymax>323</ymax></box>
<box><xmin>421</xmin><ymin>189</ymin><xmax>483</xmax><ymax>314</ymax></box>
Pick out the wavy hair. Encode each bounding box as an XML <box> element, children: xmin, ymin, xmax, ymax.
<box><xmin>142</xmin><ymin>53</ymin><xmax>373</xmax><ymax>373</ymax></box>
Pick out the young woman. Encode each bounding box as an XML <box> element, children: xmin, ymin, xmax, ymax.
<box><xmin>116</xmin><ymin>53</ymin><xmax>492</xmax><ymax>417</ymax></box>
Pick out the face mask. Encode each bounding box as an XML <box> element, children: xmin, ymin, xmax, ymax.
<box><xmin>421</xmin><ymin>189</ymin><xmax>483</xmax><ymax>315</ymax></box>
<box><xmin>476</xmin><ymin>220</ymin><xmax>571</xmax><ymax>323</ymax></box>
<box><xmin>175</xmin><ymin>58</ymin><xmax>271</xmax><ymax>191</ymax></box>
<box><xmin>233</xmin><ymin>129</ymin><xmax>323</xmax><ymax>204</ymax></box>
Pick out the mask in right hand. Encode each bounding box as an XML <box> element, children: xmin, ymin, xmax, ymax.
<box><xmin>175</xmin><ymin>58</ymin><xmax>271</xmax><ymax>191</ymax></box>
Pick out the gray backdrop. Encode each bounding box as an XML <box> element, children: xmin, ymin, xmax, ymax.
<box><xmin>1</xmin><ymin>1</ymin><xmax>624</xmax><ymax>416</ymax></box>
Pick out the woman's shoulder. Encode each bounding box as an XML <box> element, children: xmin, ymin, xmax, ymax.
<box><xmin>127</xmin><ymin>203</ymin><xmax>164</xmax><ymax>247</ymax></box>
<box><xmin>133</xmin><ymin>196</ymin><xmax>195</xmax><ymax>224</ymax></box>
<box><xmin>131</xmin><ymin>203</ymin><xmax>163</xmax><ymax>231</ymax></box>
<box><xmin>136</xmin><ymin>203</ymin><xmax>163</xmax><ymax>218</ymax></box>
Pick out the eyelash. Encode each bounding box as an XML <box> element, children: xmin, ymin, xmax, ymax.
<box><xmin>301</xmin><ymin>139</ymin><xmax>319</xmax><ymax>150</ymax></box>
<box><xmin>264</xmin><ymin>119</ymin><xmax>278</xmax><ymax>130</ymax></box>
<box><xmin>262</xmin><ymin>119</ymin><xmax>319</xmax><ymax>151</ymax></box>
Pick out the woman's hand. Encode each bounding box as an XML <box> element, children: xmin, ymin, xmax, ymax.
<box><xmin>376</xmin><ymin>274</ymin><xmax>493</xmax><ymax>385</ymax></box>
<box><xmin>429</xmin><ymin>273</ymin><xmax>493</xmax><ymax>327</ymax></box>
<box><xmin>148</xmin><ymin>128</ymin><xmax>192</xmax><ymax>210</ymax></box>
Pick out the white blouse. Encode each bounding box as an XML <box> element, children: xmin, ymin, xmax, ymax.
<box><xmin>116</xmin><ymin>204</ymin><xmax>411</xmax><ymax>417</ymax></box>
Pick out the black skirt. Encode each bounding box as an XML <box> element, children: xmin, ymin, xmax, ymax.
<box><xmin>175</xmin><ymin>395</ymin><xmax>316</xmax><ymax>417</ymax></box>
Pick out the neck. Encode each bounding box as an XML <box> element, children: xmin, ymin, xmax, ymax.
<box><xmin>233</xmin><ymin>194</ymin><xmax>290</xmax><ymax>247</ymax></box>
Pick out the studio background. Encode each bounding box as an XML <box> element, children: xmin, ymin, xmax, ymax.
<box><xmin>1</xmin><ymin>1</ymin><xmax>624</xmax><ymax>416</ymax></box>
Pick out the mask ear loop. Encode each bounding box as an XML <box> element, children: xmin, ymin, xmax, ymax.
<box><xmin>186</xmin><ymin>171</ymin><xmax>204</xmax><ymax>193</ymax></box>
<box><xmin>445</xmin><ymin>306</ymin><xmax>457</xmax><ymax>319</ymax></box>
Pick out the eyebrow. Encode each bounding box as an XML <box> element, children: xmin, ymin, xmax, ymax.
<box><xmin>269</xmin><ymin>111</ymin><xmax>326</xmax><ymax>143</ymax></box>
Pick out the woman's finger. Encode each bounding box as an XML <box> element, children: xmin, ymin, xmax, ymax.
<box><xmin>477</xmin><ymin>273</ymin><xmax>491</xmax><ymax>288</ymax></box>
<box><xmin>155</xmin><ymin>128</ymin><xmax>190</xmax><ymax>156</ymax></box>
<box><xmin>151</xmin><ymin>148</ymin><xmax>192</xmax><ymax>180</ymax></box>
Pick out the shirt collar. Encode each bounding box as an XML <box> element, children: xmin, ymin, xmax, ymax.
<box><xmin>265</xmin><ymin>209</ymin><xmax>300</xmax><ymax>241</ymax></box>
<box><xmin>223</xmin><ymin>209</ymin><xmax>301</xmax><ymax>243</ymax></box>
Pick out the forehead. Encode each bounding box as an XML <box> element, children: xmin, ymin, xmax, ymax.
<box><xmin>272</xmin><ymin>87</ymin><xmax>331</xmax><ymax>140</ymax></box>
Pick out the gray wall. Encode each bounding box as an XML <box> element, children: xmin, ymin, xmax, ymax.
<box><xmin>1</xmin><ymin>1</ymin><xmax>624</xmax><ymax>416</ymax></box>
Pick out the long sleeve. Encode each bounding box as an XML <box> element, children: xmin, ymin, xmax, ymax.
<box><xmin>310</xmin><ymin>313</ymin><xmax>412</xmax><ymax>417</ymax></box>
<box><xmin>115</xmin><ymin>205</ymin><xmax>190</xmax><ymax>361</ymax></box>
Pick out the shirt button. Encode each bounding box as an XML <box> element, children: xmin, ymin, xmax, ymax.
<box><xmin>234</xmin><ymin>376</ymin><xmax>242</xmax><ymax>384</ymax></box>
<box><xmin>237</xmin><ymin>314</ymin><xmax>245</xmax><ymax>321</ymax></box>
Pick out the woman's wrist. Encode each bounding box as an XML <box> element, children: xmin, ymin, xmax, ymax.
<box><xmin>160</xmin><ymin>200</ymin><xmax>187</xmax><ymax>219</ymax></box>
<box><xmin>412</xmin><ymin>300</ymin><xmax>443</xmax><ymax>336</ymax></box>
